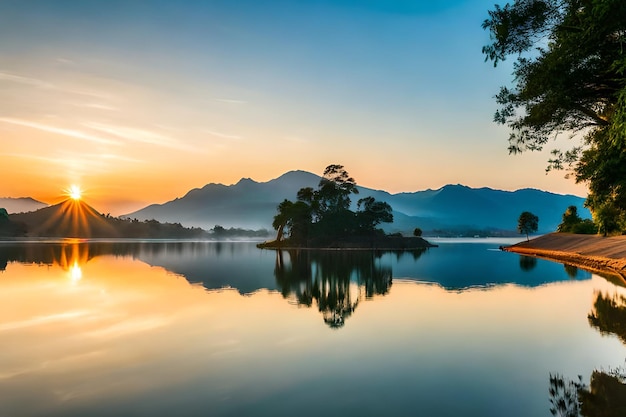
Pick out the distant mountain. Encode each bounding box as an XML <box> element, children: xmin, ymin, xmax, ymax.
<box><xmin>8</xmin><ymin>199</ymin><xmax>208</xmax><ymax>238</ymax></box>
<box><xmin>0</xmin><ymin>197</ymin><xmax>48</xmax><ymax>214</ymax></box>
<box><xmin>123</xmin><ymin>170</ymin><xmax>320</xmax><ymax>230</ymax></box>
<box><xmin>124</xmin><ymin>170</ymin><xmax>590</xmax><ymax>235</ymax></box>
<box><xmin>10</xmin><ymin>200</ymin><xmax>120</xmax><ymax>237</ymax></box>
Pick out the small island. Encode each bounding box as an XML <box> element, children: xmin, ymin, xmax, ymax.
<box><xmin>258</xmin><ymin>164</ymin><xmax>436</xmax><ymax>250</ymax></box>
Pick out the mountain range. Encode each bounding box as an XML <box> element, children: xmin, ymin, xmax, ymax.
<box><xmin>123</xmin><ymin>170</ymin><xmax>591</xmax><ymax>235</ymax></box>
<box><xmin>5</xmin><ymin>199</ymin><xmax>208</xmax><ymax>238</ymax></box>
<box><xmin>0</xmin><ymin>197</ymin><xmax>48</xmax><ymax>214</ymax></box>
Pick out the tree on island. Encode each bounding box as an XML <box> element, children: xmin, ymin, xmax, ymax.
<box><xmin>271</xmin><ymin>164</ymin><xmax>393</xmax><ymax>245</ymax></box>
<box><xmin>518</xmin><ymin>211</ymin><xmax>539</xmax><ymax>241</ymax></box>
<box><xmin>482</xmin><ymin>0</ymin><xmax>626</xmax><ymax>233</ymax></box>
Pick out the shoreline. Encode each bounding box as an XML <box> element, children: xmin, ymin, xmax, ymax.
<box><xmin>503</xmin><ymin>233</ymin><xmax>626</xmax><ymax>283</ymax></box>
<box><xmin>257</xmin><ymin>236</ymin><xmax>437</xmax><ymax>250</ymax></box>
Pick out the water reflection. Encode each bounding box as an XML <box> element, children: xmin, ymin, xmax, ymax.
<box><xmin>273</xmin><ymin>249</ymin><xmax>425</xmax><ymax>328</ymax></box>
<box><xmin>549</xmin><ymin>370</ymin><xmax>626</xmax><ymax>417</ymax></box>
<box><xmin>548</xmin><ymin>291</ymin><xmax>626</xmax><ymax>416</ymax></box>
<box><xmin>588</xmin><ymin>291</ymin><xmax>626</xmax><ymax>345</ymax></box>
<box><xmin>1</xmin><ymin>240</ymin><xmax>625</xmax><ymax>417</ymax></box>
<box><xmin>1</xmin><ymin>241</ymin><xmax>594</xmax><ymax>293</ymax></box>
<box><xmin>519</xmin><ymin>255</ymin><xmax>538</xmax><ymax>271</ymax></box>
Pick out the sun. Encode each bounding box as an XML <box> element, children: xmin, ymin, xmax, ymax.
<box><xmin>67</xmin><ymin>184</ymin><xmax>82</xmax><ymax>201</ymax></box>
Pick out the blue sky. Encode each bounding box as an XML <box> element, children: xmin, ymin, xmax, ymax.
<box><xmin>0</xmin><ymin>0</ymin><xmax>587</xmax><ymax>213</ymax></box>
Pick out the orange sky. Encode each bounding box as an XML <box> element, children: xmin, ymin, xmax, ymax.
<box><xmin>0</xmin><ymin>0</ymin><xmax>589</xmax><ymax>215</ymax></box>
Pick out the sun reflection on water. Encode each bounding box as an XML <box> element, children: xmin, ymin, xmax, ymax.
<box><xmin>70</xmin><ymin>261</ymin><xmax>83</xmax><ymax>283</ymax></box>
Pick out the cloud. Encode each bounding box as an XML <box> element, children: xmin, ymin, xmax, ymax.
<box><xmin>0</xmin><ymin>152</ymin><xmax>73</xmax><ymax>165</ymax></box>
<box><xmin>213</xmin><ymin>98</ymin><xmax>247</xmax><ymax>105</ymax></box>
<box><xmin>284</xmin><ymin>135</ymin><xmax>310</xmax><ymax>144</ymax></box>
<box><xmin>204</xmin><ymin>129</ymin><xmax>242</xmax><ymax>140</ymax></box>
<box><xmin>99</xmin><ymin>153</ymin><xmax>144</xmax><ymax>163</ymax></box>
<box><xmin>0</xmin><ymin>118</ymin><xmax>121</xmax><ymax>145</ymax></box>
<box><xmin>0</xmin><ymin>72</ymin><xmax>55</xmax><ymax>89</ymax></box>
<box><xmin>72</xmin><ymin>102</ymin><xmax>119</xmax><ymax>111</ymax></box>
<box><xmin>82</xmin><ymin>122</ymin><xmax>197</xmax><ymax>151</ymax></box>
<box><xmin>0</xmin><ymin>71</ymin><xmax>112</xmax><ymax>99</ymax></box>
<box><xmin>56</xmin><ymin>57</ymin><xmax>75</xmax><ymax>65</ymax></box>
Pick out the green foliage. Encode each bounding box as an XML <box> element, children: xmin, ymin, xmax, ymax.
<box><xmin>356</xmin><ymin>197</ymin><xmax>393</xmax><ymax>232</ymax></box>
<box><xmin>315</xmin><ymin>164</ymin><xmax>358</xmax><ymax>217</ymax></box>
<box><xmin>558</xmin><ymin>205</ymin><xmax>597</xmax><ymax>234</ymax></box>
<box><xmin>518</xmin><ymin>211</ymin><xmax>539</xmax><ymax>240</ymax></box>
<box><xmin>211</xmin><ymin>225</ymin><xmax>270</xmax><ymax>238</ymax></box>
<box><xmin>0</xmin><ymin>208</ymin><xmax>8</xmax><ymax>221</ymax></box>
<box><xmin>570</xmin><ymin>219</ymin><xmax>598</xmax><ymax>234</ymax></box>
<box><xmin>483</xmin><ymin>0</ymin><xmax>626</xmax><ymax>231</ymax></box>
<box><xmin>272</xmin><ymin>199</ymin><xmax>312</xmax><ymax>242</ymax></box>
<box><xmin>592</xmin><ymin>200</ymin><xmax>624</xmax><ymax>236</ymax></box>
<box><xmin>558</xmin><ymin>206</ymin><xmax>582</xmax><ymax>232</ymax></box>
<box><xmin>413</xmin><ymin>227</ymin><xmax>422</xmax><ymax>237</ymax></box>
<box><xmin>270</xmin><ymin>165</ymin><xmax>394</xmax><ymax>244</ymax></box>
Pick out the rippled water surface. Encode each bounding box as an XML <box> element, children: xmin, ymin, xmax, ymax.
<box><xmin>1</xmin><ymin>239</ymin><xmax>624</xmax><ymax>416</ymax></box>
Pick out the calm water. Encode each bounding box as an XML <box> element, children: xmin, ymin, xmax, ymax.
<box><xmin>1</xmin><ymin>238</ymin><xmax>625</xmax><ymax>417</ymax></box>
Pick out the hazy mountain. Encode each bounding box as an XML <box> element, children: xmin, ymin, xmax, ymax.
<box><xmin>123</xmin><ymin>170</ymin><xmax>320</xmax><ymax>230</ymax></box>
<box><xmin>8</xmin><ymin>200</ymin><xmax>208</xmax><ymax>238</ymax></box>
<box><xmin>124</xmin><ymin>170</ymin><xmax>590</xmax><ymax>234</ymax></box>
<box><xmin>0</xmin><ymin>197</ymin><xmax>48</xmax><ymax>214</ymax></box>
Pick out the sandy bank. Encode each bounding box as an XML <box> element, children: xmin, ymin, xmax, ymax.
<box><xmin>504</xmin><ymin>233</ymin><xmax>626</xmax><ymax>281</ymax></box>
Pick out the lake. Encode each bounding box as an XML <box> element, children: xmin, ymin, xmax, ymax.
<box><xmin>1</xmin><ymin>238</ymin><xmax>625</xmax><ymax>417</ymax></box>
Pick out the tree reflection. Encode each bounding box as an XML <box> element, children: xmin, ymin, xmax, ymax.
<box><xmin>564</xmin><ymin>264</ymin><xmax>580</xmax><ymax>279</ymax></box>
<box><xmin>548</xmin><ymin>290</ymin><xmax>626</xmax><ymax>416</ymax></box>
<box><xmin>0</xmin><ymin>241</ymin><xmax>220</xmax><ymax>271</ymax></box>
<box><xmin>588</xmin><ymin>291</ymin><xmax>626</xmax><ymax>345</ymax></box>
<box><xmin>519</xmin><ymin>255</ymin><xmax>538</xmax><ymax>271</ymax></box>
<box><xmin>0</xmin><ymin>241</ymin><xmax>92</xmax><ymax>271</ymax></box>
<box><xmin>549</xmin><ymin>373</ymin><xmax>583</xmax><ymax>417</ymax></box>
<box><xmin>274</xmin><ymin>249</ymin><xmax>425</xmax><ymax>328</ymax></box>
<box><xmin>549</xmin><ymin>370</ymin><xmax>626</xmax><ymax>417</ymax></box>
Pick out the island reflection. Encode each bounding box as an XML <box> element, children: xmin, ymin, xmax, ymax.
<box><xmin>0</xmin><ymin>240</ymin><xmax>624</xmax><ymax>417</ymax></box>
<box><xmin>273</xmin><ymin>249</ymin><xmax>426</xmax><ymax>328</ymax></box>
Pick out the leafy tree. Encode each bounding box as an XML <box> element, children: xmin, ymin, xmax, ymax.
<box><xmin>356</xmin><ymin>196</ymin><xmax>393</xmax><ymax>232</ymax></box>
<box><xmin>0</xmin><ymin>208</ymin><xmax>8</xmax><ymax>221</ymax></box>
<box><xmin>558</xmin><ymin>206</ymin><xmax>582</xmax><ymax>232</ymax></box>
<box><xmin>314</xmin><ymin>164</ymin><xmax>358</xmax><ymax>216</ymax></box>
<box><xmin>558</xmin><ymin>205</ymin><xmax>599</xmax><ymax>234</ymax></box>
<box><xmin>413</xmin><ymin>227</ymin><xmax>422</xmax><ymax>237</ymax></box>
<box><xmin>272</xmin><ymin>199</ymin><xmax>312</xmax><ymax>242</ymax></box>
<box><xmin>518</xmin><ymin>211</ymin><xmax>539</xmax><ymax>240</ymax></box>
<box><xmin>593</xmin><ymin>201</ymin><xmax>622</xmax><ymax>236</ymax></box>
<box><xmin>269</xmin><ymin>165</ymin><xmax>393</xmax><ymax>245</ymax></box>
<box><xmin>483</xmin><ymin>0</ymin><xmax>626</xmax><ymax>226</ymax></box>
